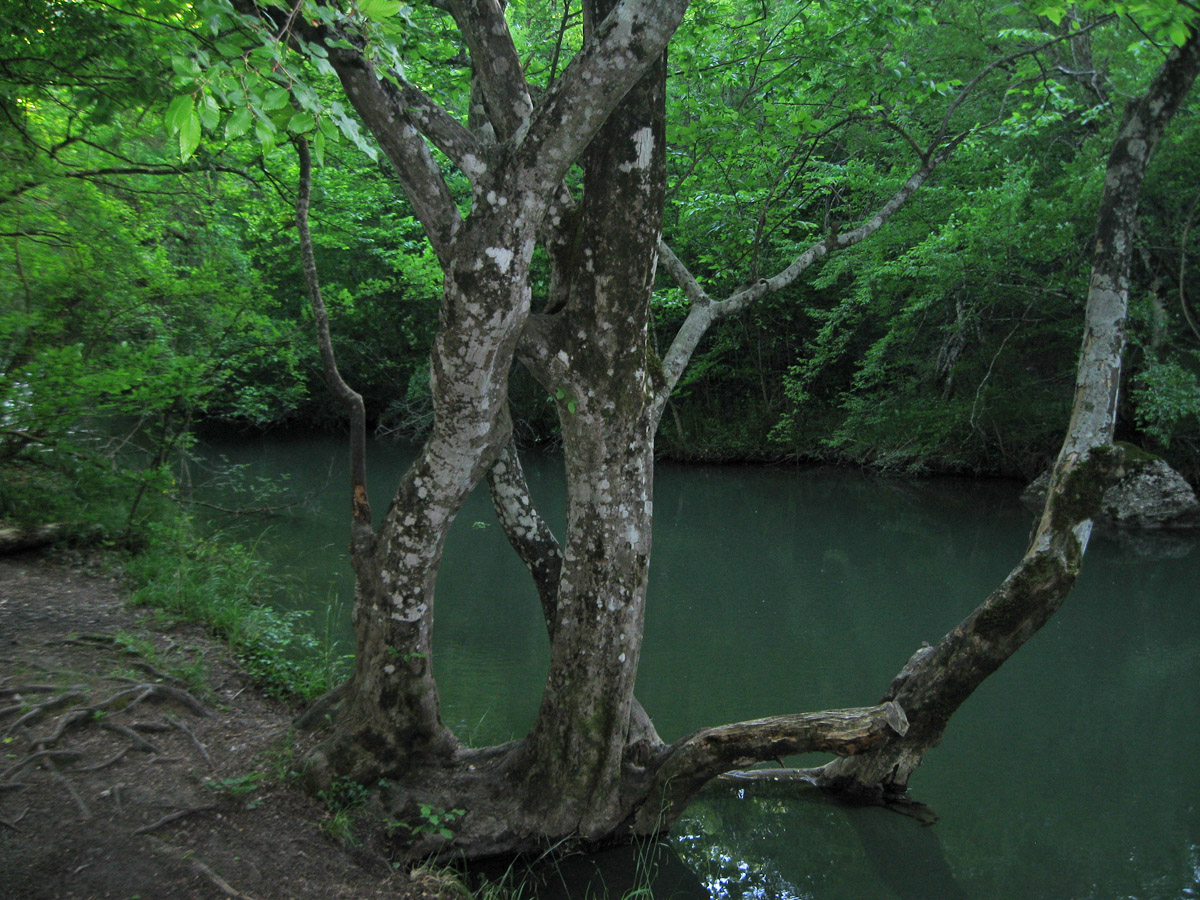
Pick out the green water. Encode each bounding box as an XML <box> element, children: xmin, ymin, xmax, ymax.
<box><xmin>198</xmin><ymin>433</ymin><xmax>1200</xmax><ymax>900</ymax></box>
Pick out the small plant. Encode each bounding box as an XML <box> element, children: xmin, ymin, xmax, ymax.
<box><xmin>205</xmin><ymin>771</ymin><xmax>265</xmax><ymax>797</ymax></box>
<box><xmin>317</xmin><ymin>777</ymin><xmax>371</xmax><ymax>846</ymax></box>
<box><xmin>386</xmin><ymin>804</ymin><xmax>465</xmax><ymax>840</ymax></box>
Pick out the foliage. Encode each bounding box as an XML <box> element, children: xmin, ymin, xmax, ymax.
<box><xmin>4</xmin><ymin>0</ymin><xmax>1200</xmax><ymax>481</ymax></box>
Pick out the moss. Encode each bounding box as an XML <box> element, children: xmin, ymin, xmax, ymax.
<box><xmin>973</xmin><ymin>554</ymin><xmax>1071</xmax><ymax>642</ymax></box>
<box><xmin>1049</xmin><ymin>444</ymin><xmax>1125</xmax><ymax>531</ymax></box>
<box><xmin>1114</xmin><ymin>440</ymin><xmax>1157</xmax><ymax>469</ymax></box>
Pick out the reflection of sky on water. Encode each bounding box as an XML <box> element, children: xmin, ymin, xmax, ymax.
<box><xmin>198</xmin><ymin>434</ymin><xmax>1200</xmax><ymax>900</ymax></box>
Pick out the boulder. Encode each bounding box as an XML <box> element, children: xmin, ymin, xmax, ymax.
<box><xmin>1021</xmin><ymin>447</ymin><xmax>1200</xmax><ymax>531</ymax></box>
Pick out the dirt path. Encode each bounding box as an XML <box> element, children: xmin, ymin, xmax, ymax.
<box><xmin>0</xmin><ymin>550</ymin><xmax>432</xmax><ymax>900</ymax></box>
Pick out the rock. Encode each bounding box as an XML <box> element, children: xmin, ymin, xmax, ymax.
<box><xmin>1021</xmin><ymin>450</ymin><xmax>1200</xmax><ymax>531</ymax></box>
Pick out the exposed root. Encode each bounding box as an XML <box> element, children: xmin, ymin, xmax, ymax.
<box><xmin>1</xmin><ymin>749</ymin><xmax>82</xmax><ymax>781</ymax></box>
<box><xmin>144</xmin><ymin>836</ymin><xmax>263</xmax><ymax>900</ymax></box>
<box><xmin>100</xmin><ymin>721</ymin><xmax>162</xmax><ymax>754</ymax></box>
<box><xmin>0</xmin><ymin>807</ymin><xmax>28</xmax><ymax>831</ymax></box>
<box><xmin>3</xmin><ymin>691</ymin><xmax>87</xmax><ymax>736</ymax></box>
<box><xmin>44</xmin><ymin>756</ymin><xmax>91</xmax><ymax>820</ymax></box>
<box><xmin>133</xmin><ymin>805</ymin><xmax>217</xmax><ymax>835</ymax></box>
<box><xmin>35</xmin><ymin>707</ymin><xmax>94</xmax><ymax>746</ymax></box>
<box><xmin>171</xmin><ymin>715</ymin><xmax>214</xmax><ymax>769</ymax></box>
<box><xmin>95</xmin><ymin>682</ymin><xmax>210</xmax><ymax>717</ymax></box>
<box><xmin>78</xmin><ymin>746</ymin><xmax>130</xmax><ymax>772</ymax></box>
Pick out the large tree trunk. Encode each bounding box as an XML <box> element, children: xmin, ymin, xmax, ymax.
<box><xmin>816</xmin><ymin>27</ymin><xmax>1200</xmax><ymax>799</ymax></box>
<box><xmin>512</xmin><ymin>14</ymin><xmax>667</xmax><ymax>836</ymax></box>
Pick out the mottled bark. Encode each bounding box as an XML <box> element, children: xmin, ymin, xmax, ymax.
<box><xmin>509</xmin><ymin>5</ymin><xmax>668</xmax><ymax>834</ymax></box>
<box><xmin>817</xmin><ymin>28</ymin><xmax>1200</xmax><ymax>798</ymax></box>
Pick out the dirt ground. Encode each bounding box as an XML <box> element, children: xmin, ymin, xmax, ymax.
<box><xmin>0</xmin><ymin>548</ymin><xmax>442</xmax><ymax>900</ymax></box>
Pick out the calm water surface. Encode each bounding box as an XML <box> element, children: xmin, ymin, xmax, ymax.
<box><xmin>198</xmin><ymin>433</ymin><xmax>1200</xmax><ymax>900</ymax></box>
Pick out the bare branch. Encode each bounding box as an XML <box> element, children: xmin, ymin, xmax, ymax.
<box><xmin>656</xmin><ymin>152</ymin><xmax>945</xmax><ymax>407</ymax></box>
<box><xmin>296</xmin><ymin>138</ymin><xmax>372</xmax><ymax>536</ymax></box>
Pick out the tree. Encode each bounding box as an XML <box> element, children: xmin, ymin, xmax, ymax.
<box><xmin>70</xmin><ymin>0</ymin><xmax>1200</xmax><ymax>861</ymax></box>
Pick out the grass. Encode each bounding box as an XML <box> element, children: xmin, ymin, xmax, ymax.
<box><xmin>123</xmin><ymin>517</ymin><xmax>349</xmax><ymax>702</ymax></box>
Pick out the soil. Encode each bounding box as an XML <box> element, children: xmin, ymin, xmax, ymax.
<box><xmin>0</xmin><ymin>549</ymin><xmax>446</xmax><ymax>900</ymax></box>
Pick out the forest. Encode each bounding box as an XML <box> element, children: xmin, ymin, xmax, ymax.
<box><xmin>2</xmin><ymin>0</ymin><xmax>1200</xmax><ymax>889</ymax></box>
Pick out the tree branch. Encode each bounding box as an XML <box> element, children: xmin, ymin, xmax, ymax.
<box><xmin>445</xmin><ymin>0</ymin><xmax>534</xmax><ymax>141</ymax></box>
<box><xmin>630</xmin><ymin>702</ymin><xmax>908</xmax><ymax>832</ymax></box>
<box><xmin>296</xmin><ymin>137</ymin><xmax>371</xmax><ymax>535</ymax></box>
<box><xmin>509</xmin><ymin>0</ymin><xmax>688</xmax><ymax>200</ymax></box>
<box><xmin>818</xmin><ymin>26</ymin><xmax>1200</xmax><ymax>799</ymax></box>
<box><xmin>656</xmin><ymin>152</ymin><xmax>945</xmax><ymax>407</ymax></box>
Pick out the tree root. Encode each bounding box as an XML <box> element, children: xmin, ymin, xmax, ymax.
<box><xmin>144</xmin><ymin>836</ymin><xmax>262</xmax><ymax>900</ymax></box>
<box><xmin>78</xmin><ymin>746</ymin><xmax>130</xmax><ymax>772</ymax></box>
<box><xmin>95</xmin><ymin>682</ymin><xmax>210</xmax><ymax>717</ymax></box>
<box><xmin>100</xmin><ymin>721</ymin><xmax>162</xmax><ymax>754</ymax></box>
<box><xmin>1</xmin><ymin>749</ymin><xmax>82</xmax><ymax>781</ymax></box>
<box><xmin>44</xmin><ymin>756</ymin><xmax>91</xmax><ymax>820</ymax></box>
<box><xmin>171</xmin><ymin>716</ymin><xmax>214</xmax><ymax>769</ymax></box>
<box><xmin>133</xmin><ymin>805</ymin><xmax>216</xmax><ymax>835</ymax></box>
<box><xmin>3</xmin><ymin>691</ymin><xmax>88</xmax><ymax>736</ymax></box>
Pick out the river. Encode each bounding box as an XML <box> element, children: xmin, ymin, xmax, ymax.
<box><xmin>196</xmin><ymin>432</ymin><xmax>1200</xmax><ymax>900</ymax></box>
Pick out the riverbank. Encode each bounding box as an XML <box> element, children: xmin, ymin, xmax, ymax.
<box><xmin>0</xmin><ymin>548</ymin><xmax>438</xmax><ymax>900</ymax></box>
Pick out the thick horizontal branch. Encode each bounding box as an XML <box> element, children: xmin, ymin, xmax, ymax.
<box><xmin>630</xmin><ymin>702</ymin><xmax>907</xmax><ymax>832</ymax></box>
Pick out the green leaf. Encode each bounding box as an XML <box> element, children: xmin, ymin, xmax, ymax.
<box><xmin>198</xmin><ymin>94</ymin><xmax>220</xmax><ymax>131</ymax></box>
<box><xmin>358</xmin><ymin>0</ymin><xmax>402</xmax><ymax>21</ymax></box>
<box><xmin>164</xmin><ymin>95</ymin><xmax>194</xmax><ymax>134</ymax></box>
<box><xmin>255</xmin><ymin>117</ymin><xmax>277</xmax><ymax>154</ymax></box>
<box><xmin>264</xmin><ymin>87</ymin><xmax>291</xmax><ymax>110</ymax></box>
<box><xmin>287</xmin><ymin>112</ymin><xmax>315</xmax><ymax>134</ymax></box>
<box><xmin>225</xmin><ymin>107</ymin><xmax>253</xmax><ymax>140</ymax></box>
<box><xmin>179</xmin><ymin>109</ymin><xmax>202</xmax><ymax>162</ymax></box>
<box><xmin>171</xmin><ymin>54</ymin><xmax>201</xmax><ymax>79</ymax></box>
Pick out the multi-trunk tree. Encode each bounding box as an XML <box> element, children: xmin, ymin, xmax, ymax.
<box><xmin>182</xmin><ymin>0</ymin><xmax>1200</xmax><ymax>860</ymax></box>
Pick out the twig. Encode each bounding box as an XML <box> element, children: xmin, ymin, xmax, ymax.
<box><xmin>133</xmin><ymin>805</ymin><xmax>216</xmax><ymax>835</ymax></box>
